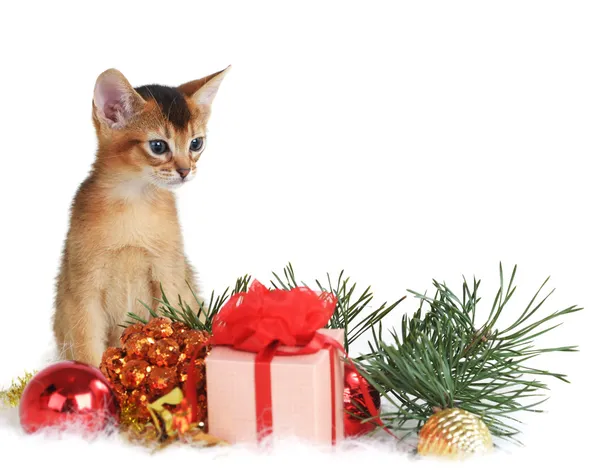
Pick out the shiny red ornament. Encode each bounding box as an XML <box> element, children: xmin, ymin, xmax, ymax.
<box><xmin>19</xmin><ymin>361</ymin><xmax>119</xmax><ymax>434</ymax></box>
<box><xmin>343</xmin><ymin>364</ymin><xmax>381</xmax><ymax>437</ymax></box>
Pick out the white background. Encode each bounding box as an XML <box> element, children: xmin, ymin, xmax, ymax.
<box><xmin>0</xmin><ymin>0</ymin><xmax>598</xmax><ymax>467</ymax></box>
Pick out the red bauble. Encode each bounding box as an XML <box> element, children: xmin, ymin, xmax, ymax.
<box><xmin>19</xmin><ymin>361</ymin><xmax>119</xmax><ymax>434</ymax></box>
<box><xmin>343</xmin><ymin>364</ymin><xmax>381</xmax><ymax>437</ymax></box>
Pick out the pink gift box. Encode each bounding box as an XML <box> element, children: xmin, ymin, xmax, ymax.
<box><xmin>206</xmin><ymin>328</ymin><xmax>345</xmax><ymax>444</ymax></box>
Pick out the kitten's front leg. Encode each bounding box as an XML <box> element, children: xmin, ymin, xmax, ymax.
<box><xmin>55</xmin><ymin>295</ymin><xmax>109</xmax><ymax>367</ymax></box>
<box><xmin>151</xmin><ymin>258</ymin><xmax>204</xmax><ymax>320</ymax></box>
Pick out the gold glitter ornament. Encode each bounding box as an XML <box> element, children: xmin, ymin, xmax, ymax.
<box><xmin>124</xmin><ymin>333</ymin><xmax>155</xmax><ymax>358</ymax></box>
<box><xmin>180</xmin><ymin>329</ymin><xmax>210</xmax><ymax>356</ymax></box>
<box><xmin>101</xmin><ymin>347</ymin><xmax>126</xmax><ymax>381</ymax></box>
<box><xmin>120</xmin><ymin>323</ymin><xmax>144</xmax><ymax>344</ymax></box>
<box><xmin>145</xmin><ymin>317</ymin><xmax>174</xmax><ymax>339</ymax></box>
<box><xmin>418</xmin><ymin>408</ymin><xmax>493</xmax><ymax>458</ymax></box>
<box><xmin>100</xmin><ymin>317</ymin><xmax>211</xmax><ymax>428</ymax></box>
<box><xmin>148</xmin><ymin>338</ymin><xmax>180</xmax><ymax>367</ymax></box>
<box><xmin>148</xmin><ymin>366</ymin><xmax>178</xmax><ymax>392</ymax></box>
<box><xmin>121</xmin><ymin>359</ymin><xmax>150</xmax><ymax>388</ymax></box>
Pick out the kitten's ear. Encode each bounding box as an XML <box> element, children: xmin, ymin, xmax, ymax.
<box><xmin>178</xmin><ymin>65</ymin><xmax>231</xmax><ymax>107</ymax></box>
<box><xmin>93</xmin><ymin>69</ymin><xmax>146</xmax><ymax>129</ymax></box>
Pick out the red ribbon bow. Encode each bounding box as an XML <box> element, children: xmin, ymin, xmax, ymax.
<box><xmin>186</xmin><ymin>280</ymin><xmax>393</xmax><ymax>442</ymax></box>
<box><xmin>211</xmin><ymin>280</ymin><xmax>337</xmax><ymax>351</ymax></box>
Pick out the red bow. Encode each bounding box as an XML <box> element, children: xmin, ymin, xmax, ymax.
<box><xmin>211</xmin><ymin>280</ymin><xmax>337</xmax><ymax>351</ymax></box>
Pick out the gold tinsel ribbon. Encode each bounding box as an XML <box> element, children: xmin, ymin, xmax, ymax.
<box><xmin>122</xmin><ymin>387</ymin><xmax>228</xmax><ymax>450</ymax></box>
<box><xmin>0</xmin><ymin>371</ymin><xmax>36</xmax><ymax>408</ymax></box>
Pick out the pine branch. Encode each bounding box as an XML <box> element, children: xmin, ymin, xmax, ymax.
<box><xmin>124</xmin><ymin>275</ymin><xmax>252</xmax><ymax>331</ymax></box>
<box><xmin>356</xmin><ymin>263</ymin><xmax>581</xmax><ymax>443</ymax></box>
<box><xmin>270</xmin><ymin>263</ymin><xmax>406</xmax><ymax>350</ymax></box>
<box><xmin>125</xmin><ymin>262</ymin><xmax>405</xmax><ymax>354</ymax></box>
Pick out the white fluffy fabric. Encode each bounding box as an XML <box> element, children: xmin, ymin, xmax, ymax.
<box><xmin>0</xmin><ymin>344</ymin><xmax>590</xmax><ymax>469</ymax></box>
<box><xmin>0</xmin><ymin>407</ymin><xmax>583</xmax><ymax>469</ymax></box>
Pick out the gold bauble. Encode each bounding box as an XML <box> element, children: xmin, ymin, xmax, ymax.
<box><xmin>418</xmin><ymin>408</ymin><xmax>493</xmax><ymax>458</ymax></box>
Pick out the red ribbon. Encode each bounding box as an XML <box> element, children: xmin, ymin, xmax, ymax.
<box><xmin>185</xmin><ymin>280</ymin><xmax>394</xmax><ymax>441</ymax></box>
<box><xmin>254</xmin><ymin>341</ymin><xmax>276</xmax><ymax>439</ymax></box>
<box><xmin>251</xmin><ymin>334</ymin><xmax>340</xmax><ymax>442</ymax></box>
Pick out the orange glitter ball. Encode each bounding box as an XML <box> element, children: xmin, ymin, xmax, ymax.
<box><xmin>121</xmin><ymin>360</ymin><xmax>150</xmax><ymax>388</ymax></box>
<box><xmin>99</xmin><ymin>317</ymin><xmax>211</xmax><ymax>426</ymax></box>
<box><xmin>148</xmin><ymin>338</ymin><xmax>181</xmax><ymax>367</ymax></box>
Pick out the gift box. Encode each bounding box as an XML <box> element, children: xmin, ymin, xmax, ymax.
<box><xmin>206</xmin><ymin>328</ymin><xmax>344</xmax><ymax>444</ymax></box>
<box><xmin>204</xmin><ymin>281</ymin><xmax>346</xmax><ymax>445</ymax></box>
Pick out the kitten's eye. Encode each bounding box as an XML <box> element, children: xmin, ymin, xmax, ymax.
<box><xmin>190</xmin><ymin>137</ymin><xmax>204</xmax><ymax>152</ymax></box>
<box><xmin>149</xmin><ymin>140</ymin><xmax>169</xmax><ymax>155</ymax></box>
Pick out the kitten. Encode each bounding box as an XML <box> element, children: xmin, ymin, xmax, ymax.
<box><xmin>53</xmin><ymin>66</ymin><xmax>230</xmax><ymax>366</ymax></box>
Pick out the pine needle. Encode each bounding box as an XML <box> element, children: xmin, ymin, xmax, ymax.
<box><xmin>356</xmin><ymin>263</ymin><xmax>581</xmax><ymax>443</ymax></box>
<box><xmin>126</xmin><ymin>263</ymin><xmax>405</xmax><ymax>352</ymax></box>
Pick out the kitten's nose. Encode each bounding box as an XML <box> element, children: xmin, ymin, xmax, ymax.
<box><xmin>176</xmin><ymin>168</ymin><xmax>190</xmax><ymax>179</ymax></box>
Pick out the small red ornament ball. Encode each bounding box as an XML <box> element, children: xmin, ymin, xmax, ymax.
<box><xmin>343</xmin><ymin>364</ymin><xmax>381</xmax><ymax>438</ymax></box>
<box><xmin>19</xmin><ymin>361</ymin><xmax>119</xmax><ymax>434</ymax></box>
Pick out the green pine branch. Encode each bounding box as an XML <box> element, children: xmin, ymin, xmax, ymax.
<box><xmin>126</xmin><ymin>263</ymin><xmax>404</xmax><ymax>352</ymax></box>
<box><xmin>125</xmin><ymin>275</ymin><xmax>252</xmax><ymax>332</ymax></box>
<box><xmin>269</xmin><ymin>263</ymin><xmax>406</xmax><ymax>350</ymax></box>
<box><xmin>355</xmin><ymin>264</ymin><xmax>581</xmax><ymax>444</ymax></box>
